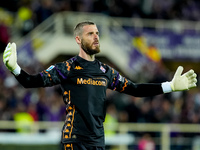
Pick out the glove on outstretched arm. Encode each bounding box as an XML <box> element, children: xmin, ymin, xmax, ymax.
<box><xmin>170</xmin><ymin>66</ymin><xmax>197</xmax><ymax>91</ymax></box>
<box><xmin>3</xmin><ymin>42</ymin><xmax>21</xmax><ymax>75</ymax></box>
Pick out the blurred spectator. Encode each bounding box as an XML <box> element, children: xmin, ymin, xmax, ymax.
<box><xmin>138</xmin><ymin>133</ymin><xmax>156</xmax><ymax>150</ymax></box>
<box><xmin>44</xmin><ymin>90</ymin><xmax>65</xmax><ymax>121</ymax></box>
<box><xmin>124</xmin><ymin>96</ymin><xmax>141</xmax><ymax>122</ymax></box>
<box><xmin>0</xmin><ymin>23</ymin><xmax>10</xmax><ymax>53</ymax></box>
<box><xmin>34</xmin><ymin>0</ymin><xmax>56</xmax><ymax>25</ymax></box>
<box><xmin>0</xmin><ymin>94</ymin><xmax>7</xmax><ymax>120</ymax></box>
<box><xmin>137</xmin><ymin>98</ymin><xmax>157</xmax><ymax>123</ymax></box>
<box><xmin>92</xmin><ymin>0</ymin><xmax>109</xmax><ymax>14</ymax></box>
<box><xmin>0</xmin><ymin>9</ymin><xmax>11</xmax><ymax>53</ymax></box>
<box><xmin>16</xmin><ymin>0</ymin><xmax>34</xmax><ymax>36</ymax></box>
<box><xmin>69</xmin><ymin>0</ymin><xmax>93</xmax><ymax>12</ymax></box>
<box><xmin>13</xmin><ymin>102</ymin><xmax>34</xmax><ymax>133</ymax></box>
<box><xmin>27</xmin><ymin>102</ymin><xmax>38</xmax><ymax>121</ymax></box>
<box><xmin>104</xmin><ymin>102</ymin><xmax>118</xmax><ymax>137</ymax></box>
<box><xmin>0</xmin><ymin>0</ymin><xmax>19</xmax><ymax>12</ymax></box>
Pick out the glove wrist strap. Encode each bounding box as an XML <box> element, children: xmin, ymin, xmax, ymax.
<box><xmin>161</xmin><ymin>81</ymin><xmax>172</xmax><ymax>93</ymax></box>
<box><xmin>12</xmin><ymin>64</ymin><xmax>21</xmax><ymax>76</ymax></box>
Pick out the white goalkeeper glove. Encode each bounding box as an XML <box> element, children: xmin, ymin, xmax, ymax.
<box><xmin>3</xmin><ymin>42</ymin><xmax>21</xmax><ymax>75</ymax></box>
<box><xmin>162</xmin><ymin>66</ymin><xmax>197</xmax><ymax>93</ymax></box>
<box><xmin>170</xmin><ymin>66</ymin><xmax>197</xmax><ymax>91</ymax></box>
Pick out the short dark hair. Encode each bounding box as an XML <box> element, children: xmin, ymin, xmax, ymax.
<box><xmin>74</xmin><ymin>21</ymin><xmax>95</xmax><ymax>37</ymax></box>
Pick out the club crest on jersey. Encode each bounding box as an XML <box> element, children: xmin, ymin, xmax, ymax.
<box><xmin>100</xmin><ymin>66</ymin><xmax>106</xmax><ymax>73</ymax></box>
<box><xmin>46</xmin><ymin>65</ymin><xmax>55</xmax><ymax>71</ymax></box>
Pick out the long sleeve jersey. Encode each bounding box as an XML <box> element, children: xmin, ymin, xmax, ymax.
<box><xmin>15</xmin><ymin>55</ymin><xmax>164</xmax><ymax>146</ymax></box>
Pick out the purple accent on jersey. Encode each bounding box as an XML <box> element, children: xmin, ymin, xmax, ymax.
<box><xmin>40</xmin><ymin>73</ymin><xmax>43</xmax><ymax>77</ymax></box>
<box><xmin>114</xmin><ymin>73</ymin><xmax>120</xmax><ymax>88</ymax></box>
<box><xmin>111</xmin><ymin>73</ymin><xmax>119</xmax><ymax>90</ymax></box>
<box><xmin>111</xmin><ymin>81</ymin><xmax>114</xmax><ymax>88</ymax></box>
<box><xmin>55</xmin><ymin>67</ymin><xmax>67</xmax><ymax>79</ymax></box>
<box><xmin>71</xmin><ymin>57</ymin><xmax>77</xmax><ymax>62</ymax></box>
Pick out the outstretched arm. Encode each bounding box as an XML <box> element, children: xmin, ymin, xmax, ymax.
<box><xmin>3</xmin><ymin>42</ymin><xmax>69</xmax><ymax>88</ymax></box>
<box><xmin>14</xmin><ymin>70</ymin><xmax>44</xmax><ymax>88</ymax></box>
<box><xmin>3</xmin><ymin>42</ymin><xmax>45</xmax><ymax>88</ymax></box>
<box><xmin>109</xmin><ymin>66</ymin><xmax>197</xmax><ymax>97</ymax></box>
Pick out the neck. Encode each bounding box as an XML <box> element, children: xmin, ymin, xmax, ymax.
<box><xmin>79</xmin><ymin>49</ymin><xmax>95</xmax><ymax>61</ymax></box>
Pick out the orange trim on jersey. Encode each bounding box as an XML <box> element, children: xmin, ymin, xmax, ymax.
<box><xmin>66</xmin><ymin>62</ymin><xmax>71</xmax><ymax>71</ymax></box>
<box><xmin>120</xmin><ymin>78</ymin><xmax>128</xmax><ymax>92</ymax></box>
<box><xmin>62</xmin><ymin>89</ymin><xmax>74</xmax><ymax>140</ymax></box>
<box><xmin>69</xmin><ymin>105</ymin><xmax>75</xmax><ymax>138</ymax></box>
<box><xmin>64</xmin><ymin>143</ymin><xmax>73</xmax><ymax>150</ymax></box>
<box><xmin>112</xmin><ymin>77</ymin><xmax>117</xmax><ymax>90</ymax></box>
<box><xmin>65</xmin><ymin>129</ymin><xmax>69</xmax><ymax>132</ymax></box>
<box><xmin>111</xmin><ymin>68</ymin><xmax>114</xmax><ymax>74</ymax></box>
<box><xmin>63</xmin><ymin>90</ymin><xmax>72</xmax><ymax>139</ymax></box>
<box><xmin>44</xmin><ymin>70</ymin><xmax>52</xmax><ymax>81</ymax></box>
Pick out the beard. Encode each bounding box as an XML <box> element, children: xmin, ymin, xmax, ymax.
<box><xmin>81</xmin><ymin>39</ymin><xmax>100</xmax><ymax>55</ymax></box>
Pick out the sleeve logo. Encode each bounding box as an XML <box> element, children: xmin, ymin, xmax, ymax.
<box><xmin>46</xmin><ymin>65</ymin><xmax>55</xmax><ymax>71</ymax></box>
<box><xmin>75</xmin><ymin>66</ymin><xmax>83</xmax><ymax>70</ymax></box>
<box><xmin>119</xmin><ymin>75</ymin><xmax>124</xmax><ymax>82</ymax></box>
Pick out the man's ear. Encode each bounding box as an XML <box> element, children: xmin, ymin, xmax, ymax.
<box><xmin>75</xmin><ymin>36</ymin><xmax>81</xmax><ymax>44</ymax></box>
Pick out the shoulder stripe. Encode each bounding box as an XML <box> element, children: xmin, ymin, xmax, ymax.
<box><xmin>54</xmin><ymin>66</ymin><xmax>67</xmax><ymax>79</ymax></box>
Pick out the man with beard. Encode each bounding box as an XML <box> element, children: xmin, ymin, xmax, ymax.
<box><xmin>3</xmin><ymin>21</ymin><xmax>197</xmax><ymax>150</ymax></box>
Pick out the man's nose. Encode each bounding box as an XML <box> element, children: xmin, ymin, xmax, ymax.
<box><xmin>94</xmin><ymin>34</ymin><xmax>99</xmax><ymax>39</ymax></box>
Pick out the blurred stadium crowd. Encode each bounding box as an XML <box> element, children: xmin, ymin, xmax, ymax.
<box><xmin>1</xmin><ymin>0</ymin><xmax>200</xmax><ymax>36</ymax></box>
<box><xmin>0</xmin><ymin>0</ymin><xmax>200</xmax><ymax>133</ymax></box>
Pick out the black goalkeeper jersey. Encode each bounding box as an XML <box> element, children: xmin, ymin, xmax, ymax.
<box><xmin>15</xmin><ymin>55</ymin><xmax>164</xmax><ymax>146</ymax></box>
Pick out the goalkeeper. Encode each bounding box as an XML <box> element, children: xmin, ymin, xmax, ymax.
<box><xmin>3</xmin><ymin>21</ymin><xmax>197</xmax><ymax>150</ymax></box>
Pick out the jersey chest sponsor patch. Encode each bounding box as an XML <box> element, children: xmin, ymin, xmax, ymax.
<box><xmin>77</xmin><ymin>77</ymin><xmax>107</xmax><ymax>86</ymax></box>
